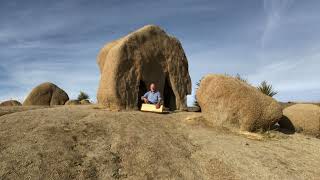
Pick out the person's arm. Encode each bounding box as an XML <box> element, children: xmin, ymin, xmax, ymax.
<box><xmin>141</xmin><ymin>92</ymin><xmax>149</xmax><ymax>103</ymax></box>
<box><xmin>156</xmin><ymin>92</ymin><xmax>162</xmax><ymax>108</ymax></box>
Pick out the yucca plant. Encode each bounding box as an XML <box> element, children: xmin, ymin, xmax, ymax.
<box><xmin>257</xmin><ymin>81</ymin><xmax>278</xmax><ymax>97</ymax></box>
<box><xmin>77</xmin><ymin>91</ymin><xmax>89</xmax><ymax>101</ymax></box>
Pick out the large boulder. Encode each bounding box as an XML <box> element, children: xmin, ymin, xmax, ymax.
<box><xmin>0</xmin><ymin>100</ymin><xmax>22</xmax><ymax>106</ymax></box>
<box><xmin>281</xmin><ymin>104</ymin><xmax>320</xmax><ymax>135</ymax></box>
<box><xmin>196</xmin><ymin>74</ymin><xmax>283</xmax><ymax>131</ymax></box>
<box><xmin>97</xmin><ymin>25</ymin><xmax>191</xmax><ymax>110</ymax></box>
<box><xmin>23</xmin><ymin>82</ymin><xmax>69</xmax><ymax>106</ymax></box>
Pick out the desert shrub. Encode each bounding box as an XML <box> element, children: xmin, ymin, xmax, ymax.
<box><xmin>257</xmin><ymin>81</ymin><xmax>278</xmax><ymax>97</ymax></box>
<box><xmin>77</xmin><ymin>91</ymin><xmax>89</xmax><ymax>101</ymax></box>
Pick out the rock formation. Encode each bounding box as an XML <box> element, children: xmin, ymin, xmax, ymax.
<box><xmin>281</xmin><ymin>104</ymin><xmax>320</xmax><ymax>135</ymax></box>
<box><xmin>80</xmin><ymin>99</ymin><xmax>91</xmax><ymax>105</ymax></box>
<box><xmin>65</xmin><ymin>100</ymin><xmax>80</xmax><ymax>105</ymax></box>
<box><xmin>23</xmin><ymin>82</ymin><xmax>69</xmax><ymax>106</ymax></box>
<box><xmin>97</xmin><ymin>25</ymin><xmax>191</xmax><ymax>110</ymax></box>
<box><xmin>65</xmin><ymin>100</ymin><xmax>91</xmax><ymax>105</ymax></box>
<box><xmin>0</xmin><ymin>100</ymin><xmax>22</xmax><ymax>106</ymax></box>
<box><xmin>196</xmin><ymin>74</ymin><xmax>283</xmax><ymax>131</ymax></box>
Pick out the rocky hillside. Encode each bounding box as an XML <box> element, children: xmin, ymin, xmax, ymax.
<box><xmin>0</xmin><ymin>106</ymin><xmax>320</xmax><ymax>179</ymax></box>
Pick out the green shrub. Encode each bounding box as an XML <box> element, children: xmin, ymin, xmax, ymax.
<box><xmin>257</xmin><ymin>81</ymin><xmax>278</xmax><ymax>97</ymax></box>
<box><xmin>77</xmin><ymin>91</ymin><xmax>89</xmax><ymax>101</ymax></box>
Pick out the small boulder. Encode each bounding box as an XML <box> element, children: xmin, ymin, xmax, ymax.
<box><xmin>80</xmin><ymin>99</ymin><xmax>91</xmax><ymax>105</ymax></box>
<box><xmin>23</xmin><ymin>82</ymin><xmax>69</xmax><ymax>106</ymax></box>
<box><xmin>196</xmin><ymin>74</ymin><xmax>282</xmax><ymax>131</ymax></box>
<box><xmin>65</xmin><ymin>100</ymin><xmax>80</xmax><ymax>105</ymax></box>
<box><xmin>281</xmin><ymin>104</ymin><xmax>320</xmax><ymax>135</ymax></box>
<box><xmin>0</xmin><ymin>100</ymin><xmax>22</xmax><ymax>106</ymax></box>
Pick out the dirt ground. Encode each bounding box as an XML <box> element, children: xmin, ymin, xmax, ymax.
<box><xmin>0</xmin><ymin>106</ymin><xmax>50</xmax><ymax>116</ymax></box>
<box><xmin>0</xmin><ymin>105</ymin><xmax>320</xmax><ymax>180</ymax></box>
<box><xmin>280</xmin><ymin>102</ymin><xmax>320</xmax><ymax>110</ymax></box>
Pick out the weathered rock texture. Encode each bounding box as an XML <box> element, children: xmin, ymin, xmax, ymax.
<box><xmin>80</xmin><ymin>99</ymin><xmax>91</xmax><ymax>105</ymax></box>
<box><xmin>97</xmin><ymin>25</ymin><xmax>191</xmax><ymax>110</ymax></box>
<box><xmin>65</xmin><ymin>100</ymin><xmax>91</xmax><ymax>105</ymax></box>
<box><xmin>196</xmin><ymin>74</ymin><xmax>283</xmax><ymax>131</ymax></box>
<box><xmin>23</xmin><ymin>82</ymin><xmax>69</xmax><ymax>106</ymax></box>
<box><xmin>65</xmin><ymin>100</ymin><xmax>80</xmax><ymax>105</ymax></box>
<box><xmin>0</xmin><ymin>100</ymin><xmax>22</xmax><ymax>106</ymax></box>
<box><xmin>282</xmin><ymin>104</ymin><xmax>320</xmax><ymax>135</ymax></box>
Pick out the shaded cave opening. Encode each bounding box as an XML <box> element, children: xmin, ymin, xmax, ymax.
<box><xmin>137</xmin><ymin>77</ymin><xmax>176</xmax><ymax>110</ymax></box>
<box><xmin>137</xmin><ymin>80</ymin><xmax>147</xmax><ymax>109</ymax></box>
<box><xmin>163</xmin><ymin>77</ymin><xmax>176</xmax><ymax>111</ymax></box>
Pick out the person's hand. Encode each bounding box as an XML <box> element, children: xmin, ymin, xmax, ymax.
<box><xmin>143</xmin><ymin>98</ymin><xmax>149</xmax><ymax>103</ymax></box>
<box><xmin>155</xmin><ymin>103</ymin><xmax>160</xmax><ymax>109</ymax></box>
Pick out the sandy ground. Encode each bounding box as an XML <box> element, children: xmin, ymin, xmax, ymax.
<box><xmin>0</xmin><ymin>105</ymin><xmax>319</xmax><ymax>180</ymax></box>
<box><xmin>0</xmin><ymin>106</ymin><xmax>50</xmax><ymax>116</ymax></box>
<box><xmin>280</xmin><ymin>102</ymin><xmax>320</xmax><ymax>110</ymax></box>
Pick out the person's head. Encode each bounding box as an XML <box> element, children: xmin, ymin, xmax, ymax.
<box><xmin>150</xmin><ymin>83</ymin><xmax>156</xmax><ymax>92</ymax></box>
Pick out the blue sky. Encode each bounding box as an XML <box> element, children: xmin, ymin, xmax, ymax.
<box><xmin>0</xmin><ymin>0</ymin><xmax>319</xmax><ymax>105</ymax></box>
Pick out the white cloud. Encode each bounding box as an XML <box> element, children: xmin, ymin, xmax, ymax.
<box><xmin>247</xmin><ymin>50</ymin><xmax>320</xmax><ymax>101</ymax></box>
<box><xmin>262</xmin><ymin>0</ymin><xmax>294</xmax><ymax>47</ymax></box>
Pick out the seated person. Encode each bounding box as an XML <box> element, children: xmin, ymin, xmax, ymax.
<box><xmin>141</xmin><ymin>83</ymin><xmax>162</xmax><ymax>109</ymax></box>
